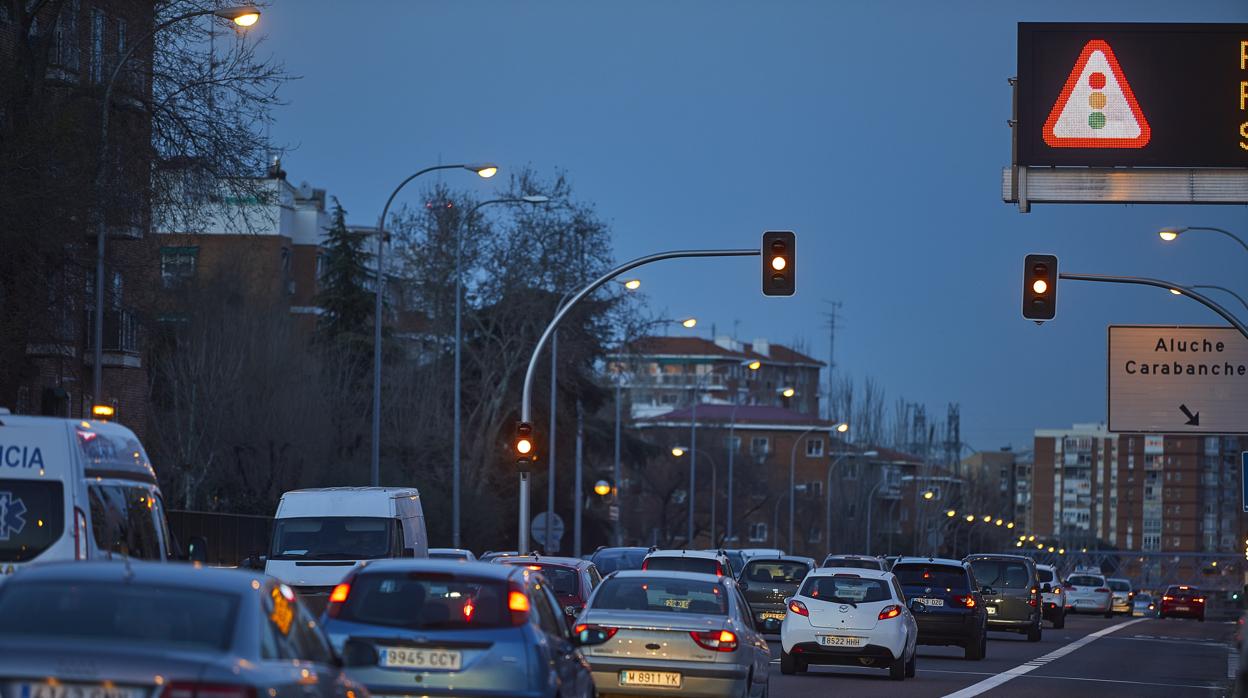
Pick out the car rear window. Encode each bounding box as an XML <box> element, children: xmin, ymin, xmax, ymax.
<box><xmin>800</xmin><ymin>575</ymin><xmax>892</xmax><ymax>603</ymax></box>
<box><xmin>643</xmin><ymin>556</ymin><xmax>720</xmax><ymax>575</ymax></box>
<box><xmin>0</xmin><ymin>480</ymin><xmax>64</xmax><ymax>562</ymax></box>
<box><xmin>89</xmin><ymin>484</ymin><xmax>165</xmax><ymax>560</ymax></box>
<box><xmin>503</xmin><ymin>563</ymin><xmax>579</xmax><ymax>596</ymax></box>
<box><xmin>1107</xmin><ymin>580</ymin><xmax>1131</xmax><ymax>592</ymax></box>
<box><xmin>893</xmin><ymin>564</ymin><xmax>969</xmax><ymax>590</ymax></box>
<box><xmin>969</xmin><ymin>560</ymin><xmax>1032</xmax><ymax>589</ymax></box>
<box><xmin>591</xmin><ymin>577</ymin><xmax>727</xmax><ymax>615</ymax></box>
<box><xmin>592</xmin><ymin>549</ymin><xmax>648</xmax><ymax>575</ymax></box>
<box><xmin>823</xmin><ymin>558</ymin><xmax>882</xmax><ymax>570</ymax></box>
<box><xmin>1067</xmin><ymin>575</ymin><xmax>1103</xmax><ymax>587</ymax></box>
<box><xmin>742</xmin><ymin>560</ymin><xmax>810</xmax><ymax>584</ymax></box>
<box><xmin>335</xmin><ymin>573</ymin><xmax>512</xmax><ymax>629</ymax></box>
<box><xmin>0</xmin><ymin>581</ymin><xmax>237</xmax><ymax>650</ymax></box>
<box><xmin>1036</xmin><ymin>568</ymin><xmax>1054</xmax><ymax>583</ymax></box>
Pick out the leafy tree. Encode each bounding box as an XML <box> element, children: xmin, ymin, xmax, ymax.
<box><xmin>314</xmin><ymin>200</ymin><xmax>374</xmax><ymax>347</ymax></box>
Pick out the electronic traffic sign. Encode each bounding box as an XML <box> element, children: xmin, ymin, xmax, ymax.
<box><xmin>1017</xmin><ymin>23</ymin><xmax>1248</xmax><ymax>168</ymax></box>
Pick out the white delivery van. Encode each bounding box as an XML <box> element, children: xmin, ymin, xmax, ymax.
<box><xmin>0</xmin><ymin>411</ymin><xmax>174</xmax><ymax>576</ymax></box>
<box><xmin>265</xmin><ymin>487</ymin><xmax>428</xmax><ymax>603</ymax></box>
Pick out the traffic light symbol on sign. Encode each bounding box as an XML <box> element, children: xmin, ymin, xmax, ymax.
<box><xmin>762</xmin><ymin>231</ymin><xmax>795</xmax><ymax>297</ymax></box>
<box><xmin>1023</xmin><ymin>254</ymin><xmax>1058</xmax><ymax>321</ymax></box>
<box><xmin>514</xmin><ymin>421</ymin><xmax>536</xmax><ymax>464</ymax></box>
<box><xmin>1042</xmin><ymin>40</ymin><xmax>1150</xmax><ymax>149</ymax></box>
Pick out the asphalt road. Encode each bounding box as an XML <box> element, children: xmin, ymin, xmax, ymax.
<box><xmin>764</xmin><ymin>613</ymin><xmax>1236</xmax><ymax>697</ymax></box>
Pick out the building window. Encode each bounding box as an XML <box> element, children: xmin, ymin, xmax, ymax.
<box><xmin>747</xmin><ymin>522</ymin><xmax>768</xmax><ymax>543</ymax></box>
<box><xmin>847</xmin><ymin>503</ymin><xmax>856</xmax><ymax>518</ymax></box>
<box><xmin>89</xmin><ymin>9</ymin><xmax>104</xmax><ymax>83</ymax></box>
<box><xmin>807</xmin><ymin>526</ymin><xmax>821</xmax><ymax>543</ymax></box>
<box><xmin>805</xmin><ymin>438</ymin><xmax>824</xmax><ymax>457</ymax></box>
<box><xmin>750</xmin><ymin>437</ymin><xmax>769</xmax><ymax>456</ymax></box>
<box><xmin>160</xmin><ymin>246</ymin><xmax>198</xmax><ymax>288</ymax></box>
<box><xmin>725</xmin><ymin>436</ymin><xmax>741</xmax><ymax>452</ymax></box>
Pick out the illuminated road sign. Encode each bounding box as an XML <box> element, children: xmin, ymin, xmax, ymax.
<box><xmin>1017</xmin><ymin>23</ymin><xmax>1248</xmax><ymax>167</ymax></box>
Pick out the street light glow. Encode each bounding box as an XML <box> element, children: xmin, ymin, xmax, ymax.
<box><xmin>946</xmin><ymin>510</ymin><xmax>956</xmax><ymax>517</ymax></box>
<box><xmin>214</xmin><ymin>7</ymin><xmax>261</xmax><ymax>26</ymax></box>
<box><xmin>521</xmin><ymin>195</ymin><xmax>551</xmax><ymax>204</ymax></box>
<box><xmin>1159</xmin><ymin>229</ymin><xmax>1181</xmax><ymax>241</ymax></box>
<box><xmin>624</xmin><ymin>279</ymin><xmax>641</xmax><ymax>290</ymax></box>
<box><xmin>1032</xmin><ymin>279</ymin><xmax>1048</xmax><ymax>294</ymax></box>
<box><xmin>836</xmin><ymin>422</ymin><xmax>849</xmax><ymax>433</ymax></box>
<box><xmin>982</xmin><ymin>515</ymin><xmax>992</xmax><ymax>523</ymax></box>
<box><xmin>995</xmin><ymin>518</ymin><xmax>1003</xmax><ymax>526</ymax></box>
<box><xmin>515</xmin><ymin>438</ymin><xmax>533</xmax><ymax>455</ymax></box>
<box><xmin>681</xmin><ymin>317</ymin><xmax>697</xmax><ymax>328</ymax></box>
<box><xmin>1007</xmin><ymin>522</ymin><xmax>1015</xmax><ymax>529</ymax></box>
<box><xmin>747</xmin><ymin>360</ymin><xmax>761</xmax><ymax>370</ymax></box>
<box><xmin>781</xmin><ymin>388</ymin><xmax>795</xmax><ymax>398</ymax></box>
<box><xmin>466</xmin><ymin>164</ymin><xmax>500</xmax><ymax>178</ymax></box>
<box><xmin>232</xmin><ymin>11</ymin><xmax>260</xmax><ymax>26</ymax></box>
<box><xmin>671</xmin><ymin>447</ymin><xmax>685</xmax><ymax>457</ymax></box>
<box><xmin>965</xmin><ymin>514</ymin><xmax>975</xmax><ymax>522</ymax></box>
<box><xmin>922</xmin><ymin>491</ymin><xmax>934</xmax><ymax>500</ymax></box>
<box><xmin>593</xmin><ymin>481</ymin><xmax>611</xmax><ymax>496</ymax></box>
<box><xmin>1028</xmin><ymin>535</ymin><xmax>1035</xmax><ymax>541</ymax></box>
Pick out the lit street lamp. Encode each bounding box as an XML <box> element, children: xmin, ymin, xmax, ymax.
<box><xmin>372</xmin><ymin>163</ymin><xmax>498</xmax><ymax>488</ymax></box>
<box><xmin>1158</xmin><ymin>226</ymin><xmax>1248</xmax><ymax>255</ymax></box>
<box><xmin>92</xmin><ymin>5</ymin><xmax>261</xmax><ymax>411</ymax></box>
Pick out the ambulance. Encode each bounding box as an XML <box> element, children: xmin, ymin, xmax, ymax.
<box><xmin>0</xmin><ymin>410</ymin><xmax>174</xmax><ymax>575</ymax></box>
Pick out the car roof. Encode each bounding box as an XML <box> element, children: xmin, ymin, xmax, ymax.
<box><xmin>1106</xmin><ymin>576</ymin><xmax>1130</xmax><ymax>582</ymax></box>
<box><xmin>359</xmin><ymin>559</ymin><xmax>521</xmax><ymax>580</ymax></box>
<box><xmin>893</xmin><ymin>556</ymin><xmax>968</xmax><ymax>568</ymax></box>
<box><xmin>646</xmin><ymin>549</ymin><xmax>724</xmax><ymax>559</ymax></box>
<box><xmin>428</xmin><ymin>548</ymin><xmax>473</xmax><ymax>554</ymax></box>
<box><xmin>964</xmin><ymin>553</ymin><xmax>1034</xmax><ymax>563</ymax></box>
<box><xmin>823</xmin><ymin>554</ymin><xmax>880</xmax><ymax>560</ymax></box>
<box><xmin>498</xmin><ymin>555</ymin><xmax>591</xmax><ymax>569</ymax></box>
<box><xmin>609</xmin><ymin>569</ymin><xmax>729</xmax><ymax>583</ymax></box>
<box><xmin>808</xmin><ymin>567</ymin><xmax>893</xmax><ymax>580</ymax></box>
<box><xmin>743</xmin><ymin>555</ymin><xmax>816</xmax><ymax>565</ymax></box>
<box><xmin>594</xmin><ymin>546</ymin><xmax>650</xmax><ymax>554</ymax></box>
<box><xmin>9</xmin><ymin>560</ymin><xmax>264</xmax><ymax>593</ymax></box>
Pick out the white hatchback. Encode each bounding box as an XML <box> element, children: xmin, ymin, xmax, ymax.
<box><xmin>780</xmin><ymin>567</ymin><xmax>919</xmax><ymax>681</ymax></box>
<box><xmin>1065</xmin><ymin>572</ymin><xmax>1113</xmax><ymax>617</ymax></box>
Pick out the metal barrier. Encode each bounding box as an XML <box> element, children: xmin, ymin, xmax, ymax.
<box><xmin>167</xmin><ymin>509</ymin><xmax>272</xmax><ymax>567</ymax></box>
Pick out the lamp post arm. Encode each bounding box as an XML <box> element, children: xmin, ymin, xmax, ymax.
<box><xmin>1188</xmin><ymin>285</ymin><xmax>1248</xmax><ymax>316</ymax></box>
<box><xmin>1187</xmin><ymin>227</ymin><xmax>1248</xmax><ymax>256</ymax></box>
<box><xmin>1059</xmin><ymin>273</ymin><xmax>1248</xmax><ymax>341</ymax></box>
<box><xmin>521</xmin><ymin>248</ymin><xmax>759</xmax><ymax>422</ymax></box>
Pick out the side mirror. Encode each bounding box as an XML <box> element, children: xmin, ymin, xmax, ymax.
<box><xmin>564</xmin><ymin>605</ymin><xmax>583</xmax><ymax>619</ymax></box>
<box><xmin>980</xmin><ymin>585</ymin><xmax>996</xmax><ymax>596</ymax></box>
<box><xmin>909</xmin><ymin>598</ymin><xmax>927</xmax><ymax>613</ymax></box>
<box><xmin>574</xmin><ymin>625</ymin><xmax>612</xmax><ymax>647</ymax></box>
<box><xmin>186</xmin><ymin>536</ymin><xmax>209</xmax><ymax>564</ymax></box>
<box><xmin>1041</xmin><ymin>583</ymin><xmax>1053</xmax><ymax>593</ymax></box>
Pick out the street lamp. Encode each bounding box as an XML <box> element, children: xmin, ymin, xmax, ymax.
<box><xmin>922</xmin><ymin>491</ymin><xmax>935</xmax><ymax>500</ymax></box>
<box><xmin>451</xmin><ymin>195</ymin><xmax>548</xmax><ymax>547</ymax></box>
<box><xmin>91</xmin><ymin>5</ymin><xmax>262</xmax><ymax>411</ymax></box>
<box><xmin>1158</xmin><ymin>226</ymin><xmax>1248</xmax><ymax>254</ymax></box>
<box><xmin>780</xmin><ymin>387</ymin><xmax>796</xmax><ymax>399</ymax></box>
<box><xmin>946</xmin><ymin>509</ymin><xmax>957</xmax><ymax>517</ymax></box>
<box><xmin>681</xmin><ymin>317</ymin><xmax>698</xmax><ymax>329</ymax></box>
<box><xmin>623</xmin><ymin>279</ymin><xmax>642</xmax><ymax>290</ymax></box>
<box><xmin>371</xmin><ymin>162</ymin><xmax>499</xmax><ymax>488</ymax></box>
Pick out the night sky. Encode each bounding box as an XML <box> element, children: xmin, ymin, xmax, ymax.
<box><xmin>257</xmin><ymin>0</ymin><xmax>1246</xmax><ymax>452</ymax></box>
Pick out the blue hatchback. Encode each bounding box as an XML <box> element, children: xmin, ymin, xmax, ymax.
<box><xmin>322</xmin><ymin>559</ymin><xmax>608</xmax><ymax>698</ymax></box>
<box><xmin>892</xmin><ymin>557</ymin><xmax>988</xmax><ymax>660</ymax></box>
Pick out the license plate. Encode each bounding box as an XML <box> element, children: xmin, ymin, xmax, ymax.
<box><xmin>915</xmin><ymin>597</ymin><xmax>944</xmax><ymax>607</ymax></box>
<box><xmin>20</xmin><ymin>685</ymin><xmax>145</xmax><ymax>698</ymax></box>
<box><xmin>760</xmin><ymin>611</ymin><xmax>786</xmax><ymax>620</ymax></box>
<box><xmin>986</xmin><ymin>606</ymin><xmax>997</xmax><ymax>615</ymax></box>
<box><xmin>620</xmin><ymin>670</ymin><xmax>681</xmax><ymax>687</ymax></box>
<box><xmin>379</xmin><ymin>646</ymin><xmax>462</xmax><ymax>670</ymax></box>
<box><xmin>818</xmin><ymin>635</ymin><xmax>865</xmax><ymax>647</ymax></box>
<box><xmin>1175</xmin><ymin>605</ymin><xmax>1190</xmax><ymax>611</ymax></box>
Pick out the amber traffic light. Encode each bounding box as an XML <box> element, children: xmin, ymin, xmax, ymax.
<box><xmin>513</xmin><ymin>421</ymin><xmax>536</xmax><ymax>464</ymax></box>
<box><xmin>1022</xmin><ymin>254</ymin><xmax>1058</xmax><ymax>321</ymax></box>
<box><xmin>762</xmin><ymin>231</ymin><xmax>795</xmax><ymax>296</ymax></box>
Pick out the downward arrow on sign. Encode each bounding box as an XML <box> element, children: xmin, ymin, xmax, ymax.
<box><xmin>1179</xmin><ymin>404</ymin><xmax>1200</xmax><ymax>427</ymax></box>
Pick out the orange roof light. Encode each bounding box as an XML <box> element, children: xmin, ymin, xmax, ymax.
<box><xmin>329</xmin><ymin>583</ymin><xmax>350</xmax><ymax>604</ymax></box>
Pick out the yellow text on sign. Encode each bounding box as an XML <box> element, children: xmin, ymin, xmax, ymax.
<box><xmin>1240</xmin><ymin>40</ymin><xmax>1248</xmax><ymax>151</ymax></box>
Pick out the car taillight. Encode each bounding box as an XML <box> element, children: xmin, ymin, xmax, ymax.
<box><xmin>573</xmin><ymin>623</ymin><xmax>619</xmax><ymax>639</ymax></box>
<box><xmin>1162</xmin><ymin>595</ymin><xmax>1174</xmax><ymax>602</ymax></box>
<box><xmin>715</xmin><ymin>562</ymin><xmax>724</xmax><ymax>577</ymax></box>
<box><xmin>878</xmin><ymin>605</ymin><xmax>901</xmax><ymax>620</ymax></box>
<box><xmin>788</xmin><ymin>599</ymin><xmax>809</xmax><ymax>616</ymax></box>
<box><xmin>690</xmin><ymin>630</ymin><xmax>737</xmax><ymax>652</ymax></box>
<box><xmin>330</xmin><ymin>583</ymin><xmax>350</xmax><ymax>603</ymax></box>
<box><xmin>161</xmin><ymin>683</ymin><xmax>256</xmax><ymax>698</ymax></box>
<box><xmin>952</xmin><ymin>595</ymin><xmax>976</xmax><ymax>608</ymax></box>
<box><xmin>73</xmin><ymin>507</ymin><xmax>88</xmax><ymax>560</ymax></box>
<box><xmin>509</xmin><ymin>588</ymin><xmax>531</xmax><ymax>625</ymax></box>
<box><xmin>1193</xmin><ymin>597</ymin><xmax>1206</xmax><ymax>604</ymax></box>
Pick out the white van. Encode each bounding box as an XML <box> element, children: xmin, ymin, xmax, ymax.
<box><xmin>0</xmin><ymin>411</ymin><xmax>174</xmax><ymax>575</ymax></box>
<box><xmin>265</xmin><ymin>487</ymin><xmax>428</xmax><ymax>602</ymax></box>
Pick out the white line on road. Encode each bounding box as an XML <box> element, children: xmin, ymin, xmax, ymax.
<box><xmin>923</xmin><ymin>667</ymin><xmax>1220</xmax><ymax>691</ymax></box>
<box><xmin>1228</xmin><ymin>647</ymin><xmax>1238</xmax><ymax>680</ymax></box>
<box><xmin>940</xmin><ymin>618</ymin><xmax>1145</xmax><ymax>698</ymax></box>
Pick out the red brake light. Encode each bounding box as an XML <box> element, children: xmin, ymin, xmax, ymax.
<box><xmin>573</xmin><ymin>623</ymin><xmax>619</xmax><ymax>639</ymax></box>
<box><xmin>952</xmin><ymin>595</ymin><xmax>976</xmax><ymax>608</ymax></box>
<box><xmin>878</xmin><ymin>604</ymin><xmax>901</xmax><ymax>620</ymax></box>
<box><xmin>329</xmin><ymin>583</ymin><xmax>350</xmax><ymax>604</ymax></box>
<box><xmin>690</xmin><ymin>629</ymin><xmax>737</xmax><ymax>652</ymax></box>
<box><xmin>715</xmin><ymin>562</ymin><xmax>724</xmax><ymax>577</ymax></box>
<box><xmin>1162</xmin><ymin>595</ymin><xmax>1174</xmax><ymax>602</ymax></box>
<box><xmin>509</xmin><ymin>590</ymin><xmax>530</xmax><ymax>612</ymax></box>
<box><xmin>788</xmin><ymin>599</ymin><xmax>809</xmax><ymax>616</ymax></box>
<box><xmin>161</xmin><ymin>683</ymin><xmax>256</xmax><ymax>698</ymax></box>
<box><xmin>641</xmin><ymin>560</ymin><xmax>649</xmax><ymax>570</ymax></box>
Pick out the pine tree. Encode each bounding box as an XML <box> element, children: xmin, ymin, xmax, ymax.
<box><xmin>315</xmin><ymin>200</ymin><xmax>374</xmax><ymax>346</ymax></box>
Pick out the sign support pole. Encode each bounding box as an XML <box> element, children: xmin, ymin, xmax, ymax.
<box><xmin>1061</xmin><ymin>272</ymin><xmax>1248</xmax><ymax>341</ymax></box>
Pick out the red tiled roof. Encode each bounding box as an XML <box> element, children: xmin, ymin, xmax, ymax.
<box><xmin>622</xmin><ymin>336</ymin><xmax>824</xmax><ymax>367</ymax></box>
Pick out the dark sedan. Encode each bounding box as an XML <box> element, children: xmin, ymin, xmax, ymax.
<box><xmin>496</xmin><ymin>554</ymin><xmax>603</xmax><ymax>626</ymax></box>
<box><xmin>737</xmin><ymin>555</ymin><xmax>816</xmax><ymax>631</ymax></box>
<box><xmin>0</xmin><ymin>561</ymin><xmax>365</xmax><ymax>698</ymax></box>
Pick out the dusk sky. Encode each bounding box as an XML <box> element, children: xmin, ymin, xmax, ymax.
<box><xmin>258</xmin><ymin>1</ymin><xmax>1245</xmax><ymax>453</ymax></box>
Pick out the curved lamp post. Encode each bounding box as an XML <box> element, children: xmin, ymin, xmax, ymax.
<box><xmin>370</xmin><ymin>163</ymin><xmax>498</xmax><ymax>488</ymax></box>
<box><xmin>1158</xmin><ymin>226</ymin><xmax>1248</xmax><ymax>255</ymax></box>
<box><xmin>451</xmin><ymin>195</ymin><xmax>547</xmax><ymax>546</ymax></box>
<box><xmin>92</xmin><ymin>5</ymin><xmax>261</xmax><ymax>409</ymax></box>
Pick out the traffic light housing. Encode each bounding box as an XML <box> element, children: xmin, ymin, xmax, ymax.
<box><xmin>1022</xmin><ymin>254</ymin><xmax>1058</xmax><ymax>321</ymax></box>
<box><xmin>513</xmin><ymin>421</ymin><xmax>536</xmax><ymax>466</ymax></box>
<box><xmin>762</xmin><ymin>231</ymin><xmax>795</xmax><ymax>297</ymax></box>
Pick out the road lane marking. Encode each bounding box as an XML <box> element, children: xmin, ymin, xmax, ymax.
<box><xmin>1229</xmin><ymin>647</ymin><xmax>1238</xmax><ymax>680</ymax></box>
<box><xmin>941</xmin><ymin>618</ymin><xmax>1145</xmax><ymax>698</ymax></box>
<box><xmin>923</xmin><ymin>668</ymin><xmax>1220</xmax><ymax>690</ymax></box>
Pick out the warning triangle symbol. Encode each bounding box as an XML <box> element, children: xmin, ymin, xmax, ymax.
<box><xmin>1042</xmin><ymin>39</ymin><xmax>1150</xmax><ymax>149</ymax></box>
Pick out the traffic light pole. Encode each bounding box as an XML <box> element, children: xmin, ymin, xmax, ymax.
<box><xmin>517</xmin><ymin>247</ymin><xmax>760</xmax><ymax>553</ymax></box>
<box><xmin>1059</xmin><ymin>273</ymin><xmax>1248</xmax><ymax>341</ymax></box>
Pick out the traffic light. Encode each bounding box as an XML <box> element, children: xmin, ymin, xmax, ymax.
<box><xmin>1022</xmin><ymin>254</ymin><xmax>1058</xmax><ymax>321</ymax></box>
<box><xmin>762</xmin><ymin>231</ymin><xmax>795</xmax><ymax>297</ymax></box>
<box><xmin>513</xmin><ymin>421</ymin><xmax>536</xmax><ymax>465</ymax></box>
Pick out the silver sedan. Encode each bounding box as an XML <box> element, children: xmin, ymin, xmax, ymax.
<box><xmin>0</xmin><ymin>561</ymin><xmax>366</xmax><ymax>698</ymax></box>
<box><xmin>576</xmin><ymin>570</ymin><xmax>770</xmax><ymax>697</ymax></box>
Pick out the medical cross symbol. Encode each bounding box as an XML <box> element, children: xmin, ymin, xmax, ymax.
<box><xmin>0</xmin><ymin>491</ymin><xmax>27</xmax><ymax>541</ymax></box>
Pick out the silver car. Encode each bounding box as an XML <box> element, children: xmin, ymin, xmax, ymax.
<box><xmin>0</xmin><ymin>561</ymin><xmax>365</xmax><ymax>698</ymax></box>
<box><xmin>577</xmin><ymin>570</ymin><xmax>770</xmax><ymax>696</ymax></box>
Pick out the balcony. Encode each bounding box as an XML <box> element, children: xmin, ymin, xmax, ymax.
<box><xmin>85</xmin><ymin>308</ymin><xmax>141</xmax><ymax>360</ymax></box>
